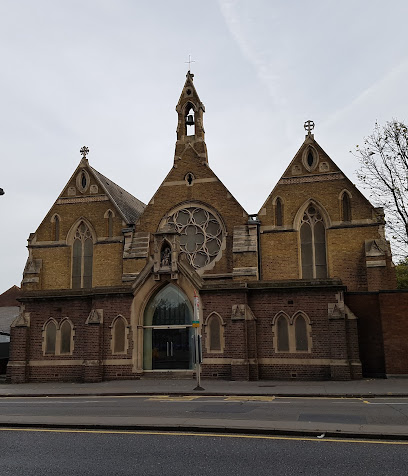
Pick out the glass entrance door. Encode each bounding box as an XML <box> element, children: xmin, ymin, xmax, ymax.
<box><xmin>152</xmin><ymin>328</ymin><xmax>191</xmax><ymax>369</ymax></box>
<box><xmin>143</xmin><ymin>284</ymin><xmax>194</xmax><ymax>371</ymax></box>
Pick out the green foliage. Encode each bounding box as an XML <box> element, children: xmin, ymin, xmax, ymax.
<box><xmin>396</xmin><ymin>257</ymin><xmax>408</xmax><ymax>289</ymax></box>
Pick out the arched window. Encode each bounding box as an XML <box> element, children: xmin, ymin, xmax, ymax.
<box><xmin>300</xmin><ymin>205</ymin><xmax>327</xmax><ymax>279</ymax></box>
<box><xmin>107</xmin><ymin>210</ymin><xmax>113</xmax><ymax>237</ymax></box>
<box><xmin>208</xmin><ymin>315</ymin><xmax>222</xmax><ymax>352</ymax></box>
<box><xmin>185</xmin><ymin>103</ymin><xmax>195</xmax><ymax>136</ymax></box>
<box><xmin>295</xmin><ymin>315</ymin><xmax>308</xmax><ymax>351</ymax></box>
<box><xmin>112</xmin><ymin>316</ymin><xmax>127</xmax><ymax>354</ymax></box>
<box><xmin>275</xmin><ymin>198</ymin><xmax>283</xmax><ymax>226</ymax></box>
<box><xmin>60</xmin><ymin>320</ymin><xmax>72</xmax><ymax>354</ymax></box>
<box><xmin>72</xmin><ymin>222</ymin><xmax>93</xmax><ymax>289</ymax></box>
<box><xmin>45</xmin><ymin>321</ymin><xmax>57</xmax><ymax>354</ymax></box>
<box><xmin>277</xmin><ymin>315</ymin><xmax>289</xmax><ymax>351</ymax></box>
<box><xmin>273</xmin><ymin>311</ymin><xmax>312</xmax><ymax>353</ymax></box>
<box><xmin>51</xmin><ymin>214</ymin><xmax>60</xmax><ymax>241</ymax></box>
<box><xmin>342</xmin><ymin>193</ymin><xmax>352</xmax><ymax>222</ymax></box>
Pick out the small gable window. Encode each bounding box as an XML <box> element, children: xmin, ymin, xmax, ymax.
<box><xmin>51</xmin><ymin>214</ymin><xmax>60</xmax><ymax>241</ymax></box>
<box><xmin>275</xmin><ymin>198</ymin><xmax>283</xmax><ymax>227</ymax></box>
<box><xmin>302</xmin><ymin>146</ymin><xmax>318</xmax><ymax>172</ymax></box>
<box><xmin>76</xmin><ymin>169</ymin><xmax>90</xmax><ymax>194</ymax></box>
<box><xmin>342</xmin><ymin>192</ymin><xmax>352</xmax><ymax>222</ymax></box>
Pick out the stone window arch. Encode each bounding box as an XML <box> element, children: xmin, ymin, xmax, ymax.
<box><xmin>204</xmin><ymin>312</ymin><xmax>225</xmax><ymax>353</ymax></box>
<box><xmin>60</xmin><ymin>319</ymin><xmax>74</xmax><ymax>354</ymax></box>
<box><xmin>104</xmin><ymin>209</ymin><xmax>115</xmax><ymax>238</ymax></box>
<box><xmin>293</xmin><ymin>312</ymin><xmax>311</xmax><ymax>352</ymax></box>
<box><xmin>273</xmin><ymin>312</ymin><xmax>290</xmax><ymax>352</ymax></box>
<box><xmin>51</xmin><ymin>214</ymin><xmax>61</xmax><ymax>241</ymax></box>
<box><xmin>274</xmin><ymin>197</ymin><xmax>284</xmax><ymax>227</ymax></box>
<box><xmin>69</xmin><ymin>220</ymin><xmax>95</xmax><ymax>289</ymax></box>
<box><xmin>42</xmin><ymin>318</ymin><xmax>75</xmax><ymax>356</ymax></box>
<box><xmin>44</xmin><ymin>319</ymin><xmax>57</xmax><ymax>355</ymax></box>
<box><xmin>111</xmin><ymin>315</ymin><xmax>129</xmax><ymax>354</ymax></box>
<box><xmin>302</xmin><ymin>146</ymin><xmax>319</xmax><ymax>172</ymax></box>
<box><xmin>340</xmin><ymin>190</ymin><xmax>352</xmax><ymax>222</ymax></box>
<box><xmin>300</xmin><ymin>204</ymin><xmax>327</xmax><ymax>279</ymax></box>
<box><xmin>272</xmin><ymin>311</ymin><xmax>312</xmax><ymax>353</ymax></box>
<box><xmin>185</xmin><ymin>101</ymin><xmax>196</xmax><ymax>136</ymax></box>
<box><xmin>76</xmin><ymin>169</ymin><xmax>90</xmax><ymax>194</ymax></box>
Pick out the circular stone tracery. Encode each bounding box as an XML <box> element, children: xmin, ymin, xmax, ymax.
<box><xmin>161</xmin><ymin>206</ymin><xmax>224</xmax><ymax>270</ymax></box>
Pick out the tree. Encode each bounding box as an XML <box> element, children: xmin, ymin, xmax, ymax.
<box><xmin>355</xmin><ymin>120</ymin><xmax>408</xmax><ymax>258</ymax></box>
<box><xmin>395</xmin><ymin>257</ymin><xmax>408</xmax><ymax>289</ymax></box>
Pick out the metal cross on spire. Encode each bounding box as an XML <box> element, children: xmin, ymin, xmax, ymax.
<box><xmin>80</xmin><ymin>146</ymin><xmax>89</xmax><ymax>159</ymax></box>
<box><xmin>304</xmin><ymin>120</ymin><xmax>315</xmax><ymax>134</ymax></box>
<box><xmin>185</xmin><ymin>54</ymin><xmax>195</xmax><ymax>72</ymax></box>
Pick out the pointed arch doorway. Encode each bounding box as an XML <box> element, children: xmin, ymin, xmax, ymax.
<box><xmin>143</xmin><ymin>284</ymin><xmax>194</xmax><ymax>370</ymax></box>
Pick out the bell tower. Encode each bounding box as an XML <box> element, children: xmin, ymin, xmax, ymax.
<box><xmin>175</xmin><ymin>71</ymin><xmax>208</xmax><ymax>164</ymax></box>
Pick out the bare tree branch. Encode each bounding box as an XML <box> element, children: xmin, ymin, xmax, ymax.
<box><xmin>353</xmin><ymin>120</ymin><xmax>408</xmax><ymax>259</ymax></box>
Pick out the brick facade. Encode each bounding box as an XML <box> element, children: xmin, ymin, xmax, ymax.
<box><xmin>7</xmin><ymin>72</ymin><xmax>404</xmax><ymax>383</ymax></box>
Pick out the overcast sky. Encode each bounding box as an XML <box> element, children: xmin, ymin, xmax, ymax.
<box><xmin>1</xmin><ymin>0</ymin><xmax>407</xmax><ymax>292</ymax></box>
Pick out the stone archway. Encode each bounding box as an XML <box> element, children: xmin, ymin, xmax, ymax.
<box><xmin>143</xmin><ymin>284</ymin><xmax>193</xmax><ymax>370</ymax></box>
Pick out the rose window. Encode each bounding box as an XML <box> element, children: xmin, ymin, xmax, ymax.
<box><xmin>161</xmin><ymin>207</ymin><xmax>224</xmax><ymax>269</ymax></box>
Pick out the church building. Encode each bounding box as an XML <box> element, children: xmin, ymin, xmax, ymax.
<box><xmin>7</xmin><ymin>72</ymin><xmax>407</xmax><ymax>383</ymax></box>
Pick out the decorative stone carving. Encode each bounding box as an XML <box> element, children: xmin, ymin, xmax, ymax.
<box><xmin>86</xmin><ymin>309</ymin><xmax>103</xmax><ymax>324</ymax></box>
<box><xmin>68</xmin><ymin>187</ymin><xmax>76</xmax><ymax>196</ymax></box>
<box><xmin>153</xmin><ymin>230</ymin><xmax>179</xmax><ymax>273</ymax></box>
<box><xmin>231</xmin><ymin>304</ymin><xmax>256</xmax><ymax>321</ymax></box>
<box><xmin>319</xmin><ymin>161</ymin><xmax>329</xmax><ymax>172</ymax></box>
<box><xmin>11</xmin><ymin>306</ymin><xmax>30</xmax><ymax>328</ymax></box>
<box><xmin>292</xmin><ymin>164</ymin><xmax>302</xmax><ymax>175</ymax></box>
<box><xmin>328</xmin><ymin>292</ymin><xmax>345</xmax><ymax>320</ymax></box>
<box><xmin>90</xmin><ymin>184</ymin><xmax>98</xmax><ymax>194</ymax></box>
<box><xmin>161</xmin><ymin>246</ymin><xmax>172</xmax><ymax>267</ymax></box>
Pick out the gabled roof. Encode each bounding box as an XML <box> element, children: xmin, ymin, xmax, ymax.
<box><xmin>0</xmin><ymin>286</ymin><xmax>21</xmax><ymax>307</ymax></box>
<box><xmin>90</xmin><ymin>166</ymin><xmax>146</xmax><ymax>224</ymax></box>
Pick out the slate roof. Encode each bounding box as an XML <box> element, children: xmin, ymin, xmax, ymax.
<box><xmin>0</xmin><ymin>307</ymin><xmax>19</xmax><ymax>335</ymax></box>
<box><xmin>90</xmin><ymin>167</ymin><xmax>146</xmax><ymax>225</ymax></box>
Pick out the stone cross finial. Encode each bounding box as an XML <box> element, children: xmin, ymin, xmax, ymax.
<box><xmin>304</xmin><ymin>120</ymin><xmax>315</xmax><ymax>134</ymax></box>
<box><xmin>80</xmin><ymin>146</ymin><xmax>89</xmax><ymax>159</ymax></box>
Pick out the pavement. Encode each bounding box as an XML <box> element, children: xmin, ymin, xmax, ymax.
<box><xmin>1</xmin><ymin>377</ymin><xmax>408</xmax><ymax>440</ymax></box>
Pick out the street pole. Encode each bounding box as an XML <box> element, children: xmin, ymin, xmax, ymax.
<box><xmin>193</xmin><ymin>289</ymin><xmax>204</xmax><ymax>391</ymax></box>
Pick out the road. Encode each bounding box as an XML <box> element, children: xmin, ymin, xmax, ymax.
<box><xmin>1</xmin><ymin>427</ymin><xmax>407</xmax><ymax>475</ymax></box>
<box><xmin>0</xmin><ymin>395</ymin><xmax>407</xmax><ymax>435</ymax></box>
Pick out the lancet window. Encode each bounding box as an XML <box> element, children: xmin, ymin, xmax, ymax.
<box><xmin>300</xmin><ymin>205</ymin><xmax>327</xmax><ymax>279</ymax></box>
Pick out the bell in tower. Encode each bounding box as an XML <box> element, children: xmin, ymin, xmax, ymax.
<box><xmin>186</xmin><ymin>114</ymin><xmax>195</xmax><ymax>126</ymax></box>
<box><xmin>174</xmin><ymin>71</ymin><xmax>208</xmax><ymax>164</ymax></box>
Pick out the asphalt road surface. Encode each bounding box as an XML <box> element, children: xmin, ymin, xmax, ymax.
<box><xmin>0</xmin><ymin>395</ymin><xmax>407</xmax><ymax>428</ymax></box>
<box><xmin>1</xmin><ymin>428</ymin><xmax>407</xmax><ymax>476</ymax></box>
